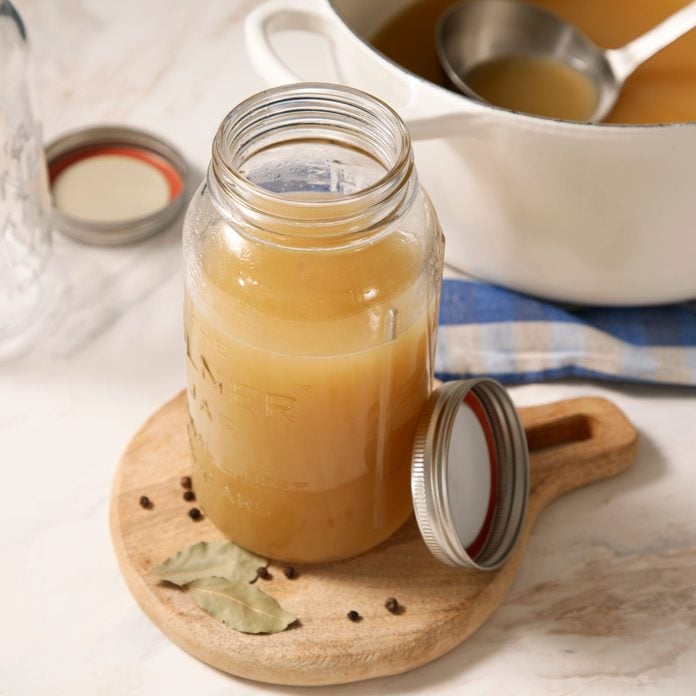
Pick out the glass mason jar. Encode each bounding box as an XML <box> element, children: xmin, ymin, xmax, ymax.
<box><xmin>183</xmin><ymin>84</ymin><xmax>444</xmax><ymax>563</ymax></box>
<box><xmin>0</xmin><ymin>0</ymin><xmax>52</xmax><ymax>357</ymax></box>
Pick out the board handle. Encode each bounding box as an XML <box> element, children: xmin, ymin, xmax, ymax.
<box><xmin>518</xmin><ymin>397</ymin><xmax>639</xmax><ymax>513</ymax></box>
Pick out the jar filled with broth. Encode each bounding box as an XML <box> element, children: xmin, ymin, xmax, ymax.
<box><xmin>183</xmin><ymin>84</ymin><xmax>445</xmax><ymax>563</ymax></box>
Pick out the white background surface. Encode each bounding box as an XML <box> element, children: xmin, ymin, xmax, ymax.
<box><xmin>2</xmin><ymin>1</ymin><xmax>696</xmax><ymax>694</ymax></box>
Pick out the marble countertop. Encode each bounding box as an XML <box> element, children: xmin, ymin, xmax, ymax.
<box><xmin>2</xmin><ymin>1</ymin><xmax>696</xmax><ymax>694</ymax></box>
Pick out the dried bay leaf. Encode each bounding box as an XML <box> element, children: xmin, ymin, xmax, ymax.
<box><xmin>187</xmin><ymin>577</ymin><xmax>296</xmax><ymax>634</ymax></box>
<box><xmin>152</xmin><ymin>540</ymin><xmax>266</xmax><ymax>586</ymax></box>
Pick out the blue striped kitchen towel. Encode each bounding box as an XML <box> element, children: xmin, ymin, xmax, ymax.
<box><xmin>436</xmin><ymin>279</ymin><xmax>696</xmax><ymax>386</ymax></box>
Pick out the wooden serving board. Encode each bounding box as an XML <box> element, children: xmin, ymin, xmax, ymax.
<box><xmin>110</xmin><ymin>392</ymin><xmax>638</xmax><ymax>686</ymax></box>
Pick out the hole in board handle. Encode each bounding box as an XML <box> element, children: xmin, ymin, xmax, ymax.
<box><xmin>525</xmin><ymin>414</ymin><xmax>593</xmax><ymax>453</ymax></box>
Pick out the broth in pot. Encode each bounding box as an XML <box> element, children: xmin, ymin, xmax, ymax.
<box><xmin>371</xmin><ymin>0</ymin><xmax>696</xmax><ymax>123</ymax></box>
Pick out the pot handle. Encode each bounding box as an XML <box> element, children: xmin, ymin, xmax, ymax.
<box><xmin>244</xmin><ymin>0</ymin><xmax>339</xmax><ymax>86</ymax></box>
<box><xmin>244</xmin><ymin>0</ymin><xmax>488</xmax><ymax>141</ymax></box>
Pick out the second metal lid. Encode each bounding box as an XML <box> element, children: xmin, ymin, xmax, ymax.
<box><xmin>411</xmin><ymin>377</ymin><xmax>529</xmax><ymax>571</ymax></box>
<box><xmin>45</xmin><ymin>125</ymin><xmax>188</xmax><ymax>246</ymax></box>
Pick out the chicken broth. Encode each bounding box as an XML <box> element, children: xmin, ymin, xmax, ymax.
<box><xmin>465</xmin><ymin>55</ymin><xmax>598</xmax><ymax>121</ymax></box>
<box><xmin>185</xmin><ymin>203</ymin><xmax>438</xmax><ymax>563</ymax></box>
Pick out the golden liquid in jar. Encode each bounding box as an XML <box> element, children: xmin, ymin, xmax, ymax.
<box><xmin>371</xmin><ymin>0</ymin><xmax>696</xmax><ymax>124</ymax></box>
<box><xmin>185</xmin><ymin>207</ymin><xmax>438</xmax><ymax>563</ymax></box>
<box><xmin>465</xmin><ymin>55</ymin><xmax>598</xmax><ymax>121</ymax></box>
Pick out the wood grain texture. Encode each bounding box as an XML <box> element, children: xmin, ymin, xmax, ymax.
<box><xmin>110</xmin><ymin>392</ymin><xmax>638</xmax><ymax>686</ymax></box>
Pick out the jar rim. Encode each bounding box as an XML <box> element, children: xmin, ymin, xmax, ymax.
<box><xmin>207</xmin><ymin>83</ymin><xmax>416</xmax><ymax>248</ymax></box>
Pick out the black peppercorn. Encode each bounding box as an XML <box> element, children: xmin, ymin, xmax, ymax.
<box><xmin>347</xmin><ymin>610</ymin><xmax>361</xmax><ymax>622</ymax></box>
<box><xmin>385</xmin><ymin>597</ymin><xmax>401</xmax><ymax>614</ymax></box>
<box><xmin>180</xmin><ymin>476</ymin><xmax>192</xmax><ymax>490</ymax></box>
<box><xmin>256</xmin><ymin>566</ymin><xmax>271</xmax><ymax>580</ymax></box>
<box><xmin>283</xmin><ymin>566</ymin><xmax>296</xmax><ymax>579</ymax></box>
<box><xmin>139</xmin><ymin>495</ymin><xmax>152</xmax><ymax>509</ymax></box>
<box><xmin>188</xmin><ymin>507</ymin><xmax>202</xmax><ymax>521</ymax></box>
<box><xmin>182</xmin><ymin>490</ymin><xmax>195</xmax><ymax>502</ymax></box>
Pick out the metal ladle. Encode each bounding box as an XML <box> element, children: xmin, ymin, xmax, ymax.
<box><xmin>437</xmin><ymin>0</ymin><xmax>696</xmax><ymax>122</ymax></box>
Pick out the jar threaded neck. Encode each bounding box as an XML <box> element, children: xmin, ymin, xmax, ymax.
<box><xmin>208</xmin><ymin>83</ymin><xmax>416</xmax><ymax>249</ymax></box>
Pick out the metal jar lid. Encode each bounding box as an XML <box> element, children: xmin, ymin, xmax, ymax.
<box><xmin>45</xmin><ymin>125</ymin><xmax>188</xmax><ymax>245</ymax></box>
<box><xmin>411</xmin><ymin>377</ymin><xmax>529</xmax><ymax>570</ymax></box>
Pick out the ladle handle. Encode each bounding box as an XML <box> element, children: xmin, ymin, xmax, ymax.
<box><xmin>606</xmin><ymin>0</ymin><xmax>696</xmax><ymax>82</ymax></box>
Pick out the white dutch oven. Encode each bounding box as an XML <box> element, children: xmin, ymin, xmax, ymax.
<box><xmin>246</xmin><ymin>0</ymin><xmax>696</xmax><ymax>305</ymax></box>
